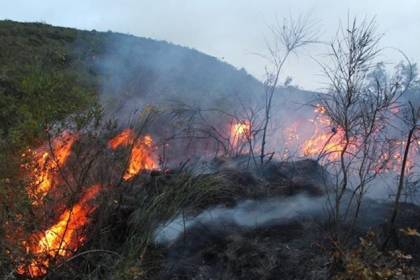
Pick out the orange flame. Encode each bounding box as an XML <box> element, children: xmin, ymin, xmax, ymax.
<box><xmin>314</xmin><ymin>103</ymin><xmax>326</xmax><ymax>114</ymax></box>
<box><xmin>107</xmin><ymin>128</ymin><xmax>135</xmax><ymax>149</ymax></box>
<box><xmin>17</xmin><ymin>184</ymin><xmax>101</xmax><ymax>277</ymax></box>
<box><xmin>108</xmin><ymin>129</ymin><xmax>158</xmax><ymax>180</ymax></box>
<box><xmin>300</xmin><ymin>106</ymin><xmax>350</xmax><ymax>161</ymax></box>
<box><xmin>290</xmin><ymin>105</ymin><xmax>415</xmax><ymax>173</ymax></box>
<box><xmin>230</xmin><ymin>120</ymin><xmax>251</xmax><ymax>148</ymax></box>
<box><xmin>28</xmin><ymin>132</ymin><xmax>78</xmax><ymax>204</ymax></box>
<box><xmin>14</xmin><ymin>128</ymin><xmax>158</xmax><ymax>277</ymax></box>
<box><xmin>302</xmin><ymin>129</ymin><xmax>347</xmax><ymax>160</ymax></box>
<box><xmin>123</xmin><ymin>135</ymin><xmax>157</xmax><ymax>180</ymax></box>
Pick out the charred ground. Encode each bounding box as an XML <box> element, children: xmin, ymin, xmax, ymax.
<box><xmin>35</xmin><ymin>157</ymin><xmax>420</xmax><ymax>279</ymax></box>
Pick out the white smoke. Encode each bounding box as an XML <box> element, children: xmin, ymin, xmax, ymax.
<box><xmin>154</xmin><ymin>195</ymin><xmax>326</xmax><ymax>244</ymax></box>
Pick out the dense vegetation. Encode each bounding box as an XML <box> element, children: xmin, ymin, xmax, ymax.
<box><xmin>0</xmin><ymin>21</ymin><xmax>98</xmax><ymax>146</ymax></box>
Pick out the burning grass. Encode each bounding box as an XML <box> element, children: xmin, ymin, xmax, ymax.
<box><xmin>230</xmin><ymin>120</ymin><xmax>251</xmax><ymax>149</ymax></box>
<box><xmin>108</xmin><ymin>128</ymin><xmax>158</xmax><ymax>181</ymax></box>
<box><xmin>7</xmin><ymin>127</ymin><xmax>161</xmax><ymax>278</ymax></box>
<box><xmin>17</xmin><ymin>184</ymin><xmax>101</xmax><ymax>277</ymax></box>
<box><xmin>5</xmin><ymin>105</ymin><xmax>420</xmax><ymax>279</ymax></box>
<box><xmin>2</xmin><ymin>101</ymin><xmax>419</xmax><ymax>279</ymax></box>
<box><xmin>25</xmin><ymin>131</ymin><xmax>79</xmax><ymax>205</ymax></box>
<box><xmin>5</xmin><ymin>142</ymin><xmax>420</xmax><ymax>279</ymax></box>
<box><xmin>58</xmin><ymin>170</ymin><xmax>235</xmax><ymax>279</ymax></box>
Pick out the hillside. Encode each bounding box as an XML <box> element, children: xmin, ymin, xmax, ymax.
<box><xmin>0</xmin><ymin>20</ymin><xmax>267</xmax><ymax>147</ymax></box>
<box><xmin>0</xmin><ymin>20</ymin><xmax>317</xmax><ymax>146</ymax></box>
<box><xmin>2</xmin><ymin>19</ymin><xmax>420</xmax><ymax>280</ymax></box>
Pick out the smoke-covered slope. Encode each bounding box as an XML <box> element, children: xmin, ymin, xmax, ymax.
<box><xmin>0</xmin><ymin>20</ymin><xmax>315</xmax><ymax>146</ymax></box>
<box><xmin>0</xmin><ymin>19</ymin><xmax>262</xmax><ymax>114</ymax></box>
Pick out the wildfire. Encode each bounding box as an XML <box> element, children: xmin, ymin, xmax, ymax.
<box><xmin>27</xmin><ymin>131</ymin><xmax>78</xmax><ymax>204</ymax></box>
<box><xmin>108</xmin><ymin>129</ymin><xmax>158</xmax><ymax>180</ymax></box>
<box><xmin>13</xmin><ymin>128</ymin><xmax>159</xmax><ymax>277</ymax></box>
<box><xmin>107</xmin><ymin>128</ymin><xmax>135</xmax><ymax>149</ymax></box>
<box><xmin>230</xmin><ymin>120</ymin><xmax>251</xmax><ymax>148</ymax></box>
<box><xmin>300</xmin><ymin>105</ymin><xmax>350</xmax><ymax>161</ymax></box>
<box><xmin>380</xmin><ymin>141</ymin><xmax>419</xmax><ymax>173</ymax></box>
<box><xmin>18</xmin><ymin>184</ymin><xmax>101</xmax><ymax>277</ymax></box>
<box><xmin>290</xmin><ymin>105</ymin><xmax>416</xmax><ymax>173</ymax></box>
<box><xmin>302</xmin><ymin>128</ymin><xmax>346</xmax><ymax>161</ymax></box>
<box><xmin>10</xmin><ymin>102</ymin><xmax>418</xmax><ymax>278</ymax></box>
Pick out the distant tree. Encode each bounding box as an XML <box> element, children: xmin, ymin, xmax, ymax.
<box><xmin>259</xmin><ymin>15</ymin><xmax>317</xmax><ymax>166</ymax></box>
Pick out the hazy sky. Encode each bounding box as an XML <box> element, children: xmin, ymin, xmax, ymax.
<box><xmin>2</xmin><ymin>0</ymin><xmax>419</xmax><ymax>90</ymax></box>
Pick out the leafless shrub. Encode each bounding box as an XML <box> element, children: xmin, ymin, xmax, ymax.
<box><xmin>259</xmin><ymin>15</ymin><xmax>318</xmax><ymax>166</ymax></box>
<box><xmin>316</xmin><ymin>17</ymin><xmax>414</xmax><ymax>239</ymax></box>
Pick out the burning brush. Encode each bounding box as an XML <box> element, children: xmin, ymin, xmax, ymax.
<box><xmin>12</xmin><ymin>128</ymin><xmax>159</xmax><ymax>278</ymax></box>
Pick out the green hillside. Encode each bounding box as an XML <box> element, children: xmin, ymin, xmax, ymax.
<box><xmin>0</xmin><ymin>20</ymin><xmax>264</xmax><ymax>150</ymax></box>
<box><xmin>0</xmin><ymin>21</ymin><xmax>98</xmax><ymax>149</ymax></box>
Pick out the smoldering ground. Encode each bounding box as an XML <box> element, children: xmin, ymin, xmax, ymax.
<box><xmin>154</xmin><ymin>195</ymin><xmax>326</xmax><ymax>244</ymax></box>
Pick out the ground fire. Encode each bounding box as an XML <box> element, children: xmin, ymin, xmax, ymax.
<box><xmin>14</xmin><ymin>104</ymin><xmax>420</xmax><ymax>276</ymax></box>
<box><xmin>230</xmin><ymin>120</ymin><xmax>251</xmax><ymax>149</ymax></box>
<box><xmin>107</xmin><ymin>128</ymin><xmax>158</xmax><ymax>180</ymax></box>
<box><xmin>26</xmin><ymin>131</ymin><xmax>78</xmax><ymax>205</ymax></box>
<box><xmin>275</xmin><ymin>104</ymin><xmax>420</xmax><ymax>176</ymax></box>
<box><xmin>14</xmin><ymin>129</ymin><xmax>159</xmax><ymax>277</ymax></box>
<box><xmin>17</xmin><ymin>184</ymin><xmax>101</xmax><ymax>277</ymax></box>
<box><xmin>301</xmin><ymin>105</ymin><xmax>351</xmax><ymax>161</ymax></box>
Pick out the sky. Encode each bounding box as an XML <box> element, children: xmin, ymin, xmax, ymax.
<box><xmin>1</xmin><ymin>0</ymin><xmax>419</xmax><ymax>90</ymax></box>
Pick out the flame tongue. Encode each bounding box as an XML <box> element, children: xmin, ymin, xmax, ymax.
<box><xmin>300</xmin><ymin>106</ymin><xmax>350</xmax><ymax>161</ymax></box>
<box><xmin>16</xmin><ymin>131</ymin><xmax>98</xmax><ymax>278</ymax></box>
<box><xmin>107</xmin><ymin>128</ymin><xmax>135</xmax><ymax>149</ymax></box>
<box><xmin>29</xmin><ymin>131</ymin><xmax>78</xmax><ymax>204</ymax></box>
<box><xmin>108</xmin><ymin>129</ymin><xmax>158</xmax><ymax>180</ymax></box>
<box><xmin>123</xmin><ymin>135</ymin><xmax>157</xmax><ymax>180</ymax></box>
<box><xmin>15</xmin><ymin>129</ymin><xmax>159</xmax><ymax>277</ymax></box>
<box><xmin>302</xmin><ymin>128</ymin><xmax>347</xmax><ymax>160</ymax></box>
<box><xmin>230</xmin><ymin>120</ymin><xmax>251</xmax><ymax>148</ymax></box>
<box><xmin>18</xmin><ymin>184</ymin><xmax>101</xmax><ymax>277</ymax></box>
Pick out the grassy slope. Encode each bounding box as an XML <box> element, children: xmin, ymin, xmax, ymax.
<box><xmin>0</xmin><ymin>20</ymin><xmax>315</xmax><ymax>148</ymax></box>
<box><xmin>0</xmin><ymin>20</ymin><xmax>268</xmax><ymax>249</ymax></box>
<box><xmin>0</xmin><ymin>20</ymin><xmax>266</xmax><ymax>148</ymax></box>
<box><xmin>0</xmin><ymin>21</ymin><xmax>98</xmax><ymax>147</ymax></box>
<box><xmin>0</xmin><ymin>20</ymin><xmax>266</xmax><ymax>278</ymax></box>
